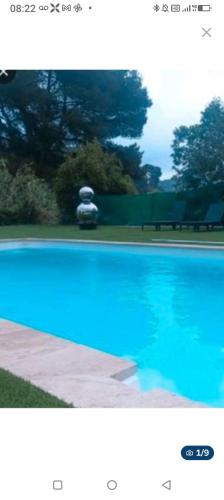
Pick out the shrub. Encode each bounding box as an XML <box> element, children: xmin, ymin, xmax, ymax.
<box><xmin>0</xmin><ymin>161</ymin><xmax>59</xmax><ymax>224</ymax></box>
<box><xmin>54</xmin><ymin>139</ymin><xmax>136</xmax><ymax>220</ymax></box>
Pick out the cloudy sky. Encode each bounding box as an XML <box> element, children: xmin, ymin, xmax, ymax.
<box><xmin>136</xmin><ymin>68</ymin><xmax>224</xmax><ymax>179</ymax></box>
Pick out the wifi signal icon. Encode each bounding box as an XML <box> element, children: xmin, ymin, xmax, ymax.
<box><xmin>182</xmin><ymin>5</ymin><xmax>191</xmax><ymax>11</ymax></box>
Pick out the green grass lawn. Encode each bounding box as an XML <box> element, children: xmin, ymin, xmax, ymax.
<box><xmin>0</xmin><ymin>368</ymin><xmax>71</xmax><ymax>408</ymax></box>
<box><xmin>0</xmin><ymin>224</ymin><xmax>224</xmax><ymax>244</ymax></box>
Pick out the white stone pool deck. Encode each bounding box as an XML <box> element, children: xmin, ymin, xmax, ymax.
<box><xmin>0</xmin><ymin>318</ymin><xmax>204</xmax><ymax>408</ymax></box>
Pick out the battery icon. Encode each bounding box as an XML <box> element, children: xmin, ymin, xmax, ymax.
<box><xmin>198</xmin><ymin>5</ymin><xmax>212</xmax><ymax>11</ymax></box>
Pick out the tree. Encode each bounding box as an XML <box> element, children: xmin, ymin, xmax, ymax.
<box><xmin>145</xmin><ymin>164</ymin><xmax>162</xmax><ymax>189</ymax></box>
<box><xmin>136</xmin><ymin>163</ymin><xmax>162</xmax><ymax>192</ymax></box>
<box><xmin>56</xmin><ymin>70</ymin><xmax>151</xmax><ymax>141</ymax></box>
<box><xmin>172</xmin><ymin>98</ymin><xmax>224</xmax><ymax>190</ymax></box>
<box><xmin>0</xmin><ymin>71</ymin><xmax>65</xmax><ymax>179</ymax></box>
<box><xmin>0</xmin><ymin>70</ymin><xmax>151</xmax><ymax>180</ymax></box>
<box><xmin>105</xmin><ymin>142</ymin><xmax>144</xmax><ymax>185</ymax></box>
<box><xmin>55</xmin><ymin>140</ymin><xmax>136</xmax><ymax>219</ymax></box>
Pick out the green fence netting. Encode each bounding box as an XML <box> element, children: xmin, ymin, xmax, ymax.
<box><xmin>95</xmin><ymin>184</ymin><xmax>224</xmax><ymax>225</ymax></box>
<box><xmin>95</xmin><ymin>192</ymin><xmax>176</xmax><ymax>225</ymax></box>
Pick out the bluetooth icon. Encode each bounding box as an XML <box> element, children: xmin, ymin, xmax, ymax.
<box><xmin>153</xmin><ymin>4</ymin><xmax>160</xmax><ymax>11</ymax></box>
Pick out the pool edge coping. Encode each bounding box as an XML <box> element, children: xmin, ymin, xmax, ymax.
<box><xmin>0</xmin><ymin>237</ymin><xmax>224</xmax><ymax>250</ymax></box>
<box><xmin>0</xmin><ymin>318</ymin><xmax>205</xmax><ymax>408</ymax></box>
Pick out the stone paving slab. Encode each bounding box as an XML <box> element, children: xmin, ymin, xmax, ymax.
<box><xmin>0</xmin><ymin>319</ymin><xmax>135</xmax><ymax>379</ymax></box>
<box><xmin>0</xmin><ymin>319</ymin><xmax>204</xmax><ymax>408</ymax></box>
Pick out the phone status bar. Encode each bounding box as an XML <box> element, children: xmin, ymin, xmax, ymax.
<box><xmin>153</xmin><ymin>4</ymin><xmax>212</xmax><ymax>13</ymax></box>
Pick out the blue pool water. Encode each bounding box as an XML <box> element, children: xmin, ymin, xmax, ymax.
<box><xmin>1</xmin><ymin>242</ymin><xmax>224</xmax><ymax>406</ymax></box>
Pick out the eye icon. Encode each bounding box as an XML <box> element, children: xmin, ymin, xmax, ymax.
<box><xmin>186</xmin><ymin>449</ymin><xmax>194</xmax><ymax>457</ymax></box>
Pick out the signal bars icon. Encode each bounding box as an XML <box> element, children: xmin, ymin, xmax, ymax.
<box><xmin>182</xmin><ymin>5</ymin><xmax>197</xmax><ymax>11</ymax></box>
<box><xmin>182</xmin><ymin>4</ymin><xmax>212</xmax><ymax>11</ymax></box>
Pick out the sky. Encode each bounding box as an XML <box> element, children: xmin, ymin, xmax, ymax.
<box><xmin>134</xmin><ymin>68</ymin><xmax>224</xmax><ymax>179</ymax></box>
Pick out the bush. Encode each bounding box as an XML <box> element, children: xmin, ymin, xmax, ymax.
<box><xmin>0</xmin><ymin>161</ymin><xmax>59</xmax><ymax>224</ymax></box>
<box><xmin>54</xmin><ymin>140</ymin><xmax>136</xmax><ymax>221</ymax></box>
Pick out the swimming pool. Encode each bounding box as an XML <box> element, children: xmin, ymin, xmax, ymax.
<box><xmin>0</xmin><ymin>241</ymin><xmax>224</xmax><ymax>407</ymax></box>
